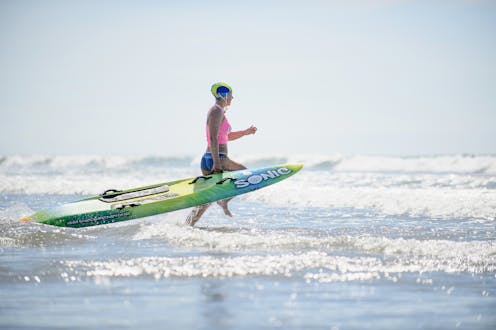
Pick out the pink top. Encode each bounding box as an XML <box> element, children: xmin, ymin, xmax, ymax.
<box><xmin>206</xmin><ymin>105</ymin><xmax>232</xmax><ymax>147</ymax></box>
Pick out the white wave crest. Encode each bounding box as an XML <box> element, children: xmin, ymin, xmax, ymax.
<box><xmin>244</xmin><ymin>173</ymin><xmax>496</xmax><ymax>221</ymax></box>
<box><xmin>233</xmin><ymin>153</ymin><xmax>496</xmax><ymax>174</ymax></box>
<box><xmin>61</xmin><ymin>244</ymin><xmax>495</xmax><ymax>282</ymax></box>
<box><xmin>131</xmin><ymin>221</ymin><xmax>495</xmax><ymax>273</ymax></box>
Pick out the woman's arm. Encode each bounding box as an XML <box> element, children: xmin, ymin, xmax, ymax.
<box><xmin>228</xmin><ymin>125</ymin><xmax>257</xmax><ymax>141</ymax></box>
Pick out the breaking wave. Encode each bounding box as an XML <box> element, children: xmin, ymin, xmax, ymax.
<box><xmin>1</xmin><ymin>154</ymin><xmax>495</xmax><ymax>175</ymax></box>
<box><xmin>2</xmin><ymin>154</ymin><xmax>495</xmax><ymax>221</ymax></box>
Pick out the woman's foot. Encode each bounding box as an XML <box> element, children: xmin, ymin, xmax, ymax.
<box><xmin>186</xmin><ymin>204</ymin><xmax>210</xmax><ymax>226</ymax></box>
<box><xmin>216</xmin><ymin>199</ymin><xmax>233</xmax><ymax>217</ymax></box>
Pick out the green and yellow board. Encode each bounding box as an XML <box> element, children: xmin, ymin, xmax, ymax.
<box><xmin>21</xmin><ymin>164</ymin><xmax>303</xmax><ymax>228</ymax></box>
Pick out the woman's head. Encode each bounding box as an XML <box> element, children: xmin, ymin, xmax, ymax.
<box><xmin>211</xmin><ymin>82</ymin><xmax>233</xmax><ymax>106</ymax></box>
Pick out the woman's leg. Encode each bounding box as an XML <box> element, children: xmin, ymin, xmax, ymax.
<box><xmin>221</xmin><ymin>157</ymin><xmax>247</xmax><ymax>171</ymax></box>
<box><xmin>216</xmin><ymin>157</ymin><xmax>247</xmax><ymax>216</ymax></box>
<box><xmin>186</xmin><ymin>157</ymin><xmax>247</xmax><ymax>226</ymax></box>
<box><xmin>186</xmin><ymin>167</ymin><xmax>213</xmax><ymax>226</ymax></box>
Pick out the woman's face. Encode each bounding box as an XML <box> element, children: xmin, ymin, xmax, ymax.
<box><xmin>226</xmin><ymin>93</ymin><xmax>234</xmax><ymax>106</ymax></box>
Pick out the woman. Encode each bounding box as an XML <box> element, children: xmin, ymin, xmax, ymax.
<box><xmin>186</xmin><ymin>82</ymin><xmax>257</xmax><ymax>226</ymax></box>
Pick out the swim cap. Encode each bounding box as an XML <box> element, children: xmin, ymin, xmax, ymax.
<box><xmin>211</xmin><ymin>82</ymin><xmax>232</xmax><ymax>99</ymax></box>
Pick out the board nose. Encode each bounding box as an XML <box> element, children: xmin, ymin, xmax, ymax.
<box><xmin>287</xmin><ymin>163</ymin><xmax>304</xmax><ymax>171</ymax></box>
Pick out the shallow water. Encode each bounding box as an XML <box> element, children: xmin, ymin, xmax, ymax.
<box><xmin>1</xmin><ymin>154</ymin><xmax>495</xmax><ymax>329</ymax></box>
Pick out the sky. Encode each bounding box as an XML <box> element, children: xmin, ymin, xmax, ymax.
<box><xmin>1</xmin><ymin>0</ymin><xmax>495</xmax><ymax>157</ymax></box>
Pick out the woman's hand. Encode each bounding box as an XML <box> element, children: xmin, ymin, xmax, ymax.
<box><xmin>244</xmin><ymin>125</ymin><xmax>257</xmax><ymax>136</ymax></box>
<box><xmin>228</xmin><ymin>125</ymin><xmax>258</xmax><ymax>141</ymax></box>
<box><xmin>211</xmin><ymin>160</ymin><xmax>223</xmax><ymax>174</ymax></box>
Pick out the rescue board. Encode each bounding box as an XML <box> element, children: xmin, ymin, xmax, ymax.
<box><xmin>21</xmin><ymin>164</ymin><xmax>303</xmax><ymax>228</ymax></box>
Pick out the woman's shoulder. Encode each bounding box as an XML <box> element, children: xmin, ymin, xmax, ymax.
<box><xmin>208</xmin><ymin>105</ymin><xmax>224</xmax><ymax>117</ymax></box>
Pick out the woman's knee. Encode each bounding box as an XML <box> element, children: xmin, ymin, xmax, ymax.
<box><xmin>222</xmin><ymin>158</ymin><xmax>246</xmax><ymax>171</ymax></box>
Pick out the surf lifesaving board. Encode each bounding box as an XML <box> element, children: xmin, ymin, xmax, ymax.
<box><xmin>21</xmin><ymin>163</ymin><xmax>303</xmax><ymax>228</ymax></box>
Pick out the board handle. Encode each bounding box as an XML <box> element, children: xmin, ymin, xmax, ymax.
<box><xmin>101</xmin><ymin>189</ymin><xmax>122</xmax><ymax>197</ymax></box>
<box><xmin>189</xmin><ymin>176</ymin><xmax>213</xmax><ymax>184</ymax></box>
<box><xmin>112</xmin><ymin>202</ymin><xmax>141</xmax><ymax>210</ymax></box>
<box><xmin>216</xmin><ymin>177</ymin><xmax>236</xmax><ymax>185</ymax></box>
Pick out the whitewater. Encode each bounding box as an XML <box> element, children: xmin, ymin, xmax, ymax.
<box><xmin>1</xmin><ymin>154</ymin><xmax>495</xmax><ymax>329</ymax></box>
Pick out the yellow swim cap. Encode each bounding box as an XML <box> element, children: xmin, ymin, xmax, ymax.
<box><xmin>211</xmin><ymin>82</ymin><xmax>232</xmax><ymax>99</ymax></box>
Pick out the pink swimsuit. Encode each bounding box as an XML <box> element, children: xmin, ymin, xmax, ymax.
<box><xmin>206</xmin><ymin>105</ymin><xmax>232</xmax><ymax>147</ymax></box>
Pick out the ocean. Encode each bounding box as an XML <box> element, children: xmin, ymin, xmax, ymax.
<box><xmin>1</xmin><ymin>154</ymin><xmax>495</xmax><ymax>329</ymax></box>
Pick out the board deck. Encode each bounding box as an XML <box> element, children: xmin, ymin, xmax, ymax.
<box><xmin>21</xmin><ymin>163</ymin><xmax>303</xmax><ymax>228</ymax></box>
